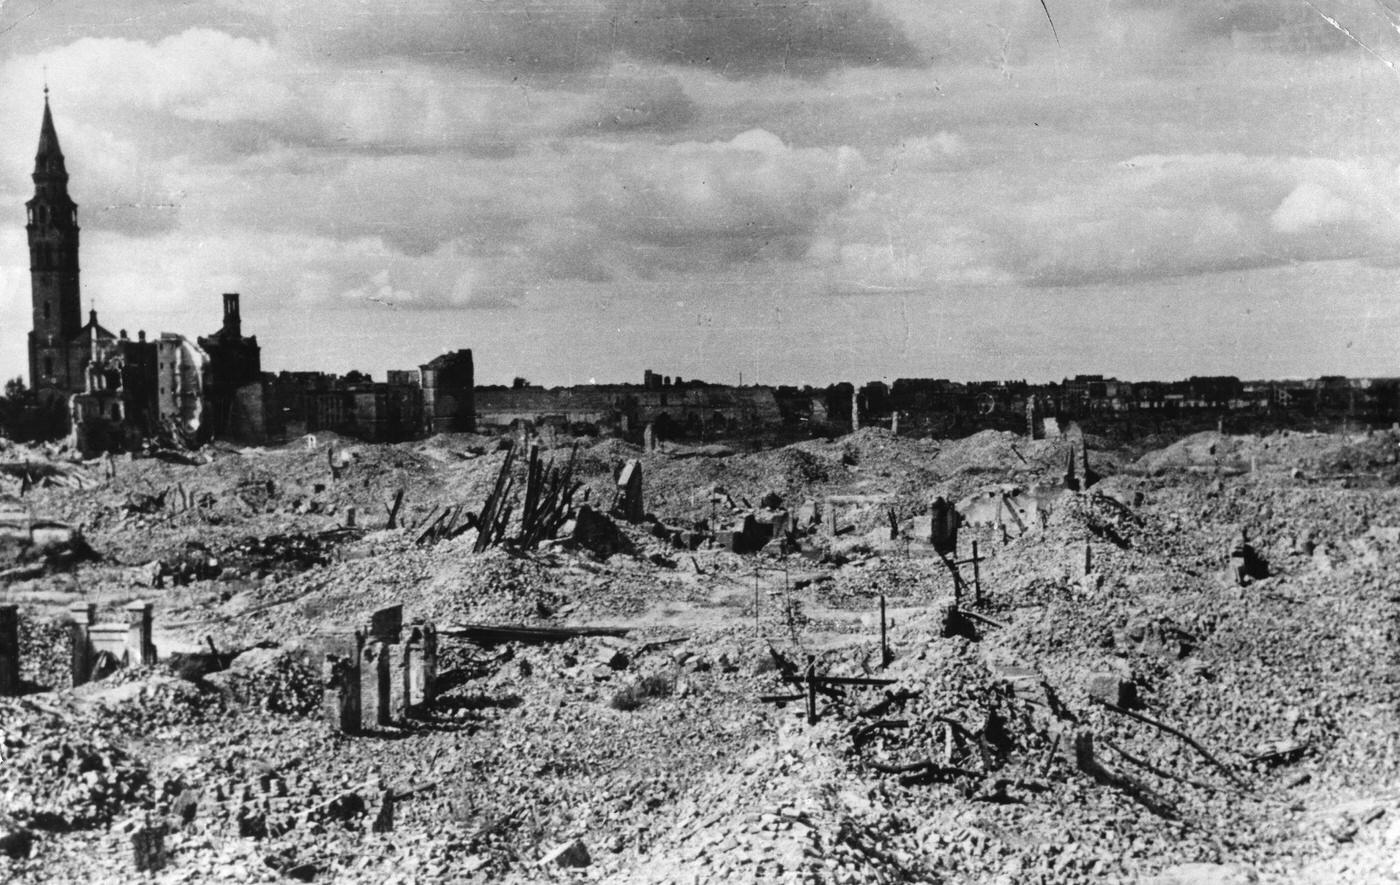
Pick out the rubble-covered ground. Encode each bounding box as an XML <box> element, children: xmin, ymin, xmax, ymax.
<box><xmin>1</xmin><ymin>427</ymin><xmax>1398</xmax><ymax>883</ymax></box>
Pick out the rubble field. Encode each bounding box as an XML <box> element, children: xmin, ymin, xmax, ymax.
<box><xmin>1</xmin><ymin>427</ymin><xmax>1398</xmax><ymax>884</ymax></box>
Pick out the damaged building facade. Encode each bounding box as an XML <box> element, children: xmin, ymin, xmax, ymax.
<box><xmin>21</xmin><ymin>93</ymin><xmax>266</xmax><ymax>454</ymax></box>
<box><xmin>476</xmin><ymin>370</ymin><xmax>781</xmax><ymax>438</ymax></box>
<box><xmin>16</xmin><ymin>94</ymin><xmax>1400</xmax><ymax>454</ymax></box>
<box><xmin>15</xmin><ymin>91</ymin><xmax>481</xmax><ymax>452</ymax></box>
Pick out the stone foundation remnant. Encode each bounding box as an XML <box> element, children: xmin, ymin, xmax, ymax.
<box><xmin>325</xmin><ymin>604</ymin><xmax>438</xmax><ymax>734</ymax></box>
<box><xmin>1064</xmin><ymin>441</ymin><xmax>1100</xmax><ymax>492</ymax></box>
<box><xmin>1227</xmin><ymin>530</ymin><xmax>1268</xmax><ymax>585</ymax></box>
<box><xmin>614</xmin><ymin>460</ymin><xmax>644</xmax><ymax>524</ymax></box>
<box><xmin>0</xmin><ymin>605</ymin><xmax>19</xmax><ymax>696</ymax></box>
<box><xmin>68</xmin><ymin>601</ymin><xmax>157</xmax><ymax>686</ymax></box>
<box><xmin>823</xmin><ymin>494</ymin><xmax>896</xmax><ymax>539</ymax></box>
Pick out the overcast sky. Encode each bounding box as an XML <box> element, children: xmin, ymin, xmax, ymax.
<box><xmin>3</xmin><ymin>1</ymin><xmax>1400</xmax><ymax>386</ymax></box>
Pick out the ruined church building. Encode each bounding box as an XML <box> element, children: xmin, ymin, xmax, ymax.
<box><xmin>18</xmin><ymin>94</ymin><xmax>480</xmax><ymax>453</ymax></box>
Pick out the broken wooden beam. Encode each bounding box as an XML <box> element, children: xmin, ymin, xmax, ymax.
<box><xmin>815</xmin><ymin>675</ymin><xmax>900</xmax><ymax>687</ymax></box>
<box><xmin>636</xmin><ymin>636</ymin><xmax>689</xmax><ymax>655</ymax></box>
<box><xmin>1098</xmin><ymin>701</ymin><xmax>1249</xmax><ymax>790</ymax></box>
<box><xmin>1073</xmin><ymin>731</ymin><xmax>1178</xmax><ymax>819</ymax></box>
<box><xmin>385</xmin><ymin>488</ymin><xmax>405</xmax><ymax>529</ymax></box>
<box><xmin>1103</xmin><ymin>738</ymin><xmax>1227</xmax><ymax>794</ymax></box>
<box><xmin>851</xmin><ymin>719</ymin><xmax>908</xmax><ymax>749</ymax></box>
<box><xmin>437</xmin><ymin>623</ymin><xmax>630</xmax><ymax>645</ymax></box>
<box><xmin>958</xmin><ymin>608</ymin><xmax>1007</xmax><ymax>630</ymax></box>
<box><xmin>758</xmin><ymin>693</ymin><xmax>805</xmax><ymax>704</ymax></box>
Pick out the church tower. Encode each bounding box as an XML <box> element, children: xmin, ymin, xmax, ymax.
<box><xmin>26</xmin><ymin>88</ymin><xmax>83</xmax><ymax>394</ymax></box>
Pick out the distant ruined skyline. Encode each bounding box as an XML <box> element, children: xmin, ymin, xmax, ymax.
<box><xmin>3</xmin><ymin>2</ymin><xmax>1400</xmax><ymax>387</ymax></box>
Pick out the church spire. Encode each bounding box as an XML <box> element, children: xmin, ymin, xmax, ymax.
<box><xmin>34</xmin><ymin>88</ymin><xmax>68</xmax><ymax>181</ymax></box>
<box><xmin>27</xmin><ymin>88</ymin><xmax>83</xmax><ymax>392</ymax></box>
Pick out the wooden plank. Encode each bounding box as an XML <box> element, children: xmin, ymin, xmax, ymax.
<box><xmin>437</xmin><ymin>623</ymin><xmax>631</xmax><ymax>644</ymax></box>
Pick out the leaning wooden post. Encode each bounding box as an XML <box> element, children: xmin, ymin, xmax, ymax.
<box><xmin>0</xmin><ymin>604</ymin><xmax>19</xmax><ymax>696</ymax></box>
<box><xmin>754</xmin><ymin>569</ymin><xmax>761</xmax><ymax>640</ymax></box>
<box><xmin>805</xmin><ymin>655</ymin><xmax>818</xmax><ymax>725</ymax></box>
<box><xmin>972</xmin><ymin>540</ymin><xmax>982</xmax><ymax>606</ymax></box>
<box><xmin>879</xmin><ymin>594</ymin><xmax>889</xmax><ymax>670</ymax></box>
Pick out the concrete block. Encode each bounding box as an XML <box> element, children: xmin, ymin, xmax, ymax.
<box><xmin>540</xmin><ymin>840</ymin><xmax>591</xmax><ymax>868</ymax></box>
<box><xmin>908</xmin><ymin>515</ymin><xmax>934</xmax><ymax>544</ymax></box>
<box><xmin>1087</xmin><ymin>672</ymin><xmax>1136</xmax><ymax>708</ymax></box>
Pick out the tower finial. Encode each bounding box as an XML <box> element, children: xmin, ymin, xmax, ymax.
<box><xmin>43</xmin><ymin>67</ymin><xmax>48</xmax><ymax>101</ymax></box>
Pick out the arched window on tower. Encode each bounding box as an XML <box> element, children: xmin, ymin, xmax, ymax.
<box><xmin>44</xmin><ymin>303</ymin><xmax>51</xmax><ymax>321</ymax></box>
<box><xmin>44</xmin><ymin>357</ymin><xmax>53</xmax><ymax>377</ymax></box>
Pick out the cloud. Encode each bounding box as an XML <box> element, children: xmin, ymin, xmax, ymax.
<box><xmin>810</xmin><ymin>143</ymin><xmax>1400</xmax><ymax>293</ymax></box>
<box><xmin>0</xmin><ymin>0</ymin><xmax>269</xmax><ymax>51</ymax></box>
<box><xmin>995</xmin><ymin>153</ymin><xmax>1400</xmax><ymax>286</ymax></box>
<box><xmin>568</xmin><ymin>67</ymin><xmax>696</xmax><ymax>133</ymax></box>
<box><xmin>570</xmin><ymin>129</ymin><xmax>866</xmax><ymax>274</ymax></box>
<box><xmin>1271</xmin><ymin>180</ymin><xmax>1374</xmax><ymax>233</ymax></box>
<box><xmin>0</xmin><ymin>31</ymin><xmax>291</xmax><ymax>237</ymax></box>
<box><xmin>1173</xmin><ymin>2</ymin><xmax>1368</xmax><ymax>52</ymax></box>
<box><xmin>244</xmin><ymin>0</ymin><xmax>924</xmax><ymax>78</ymax></box>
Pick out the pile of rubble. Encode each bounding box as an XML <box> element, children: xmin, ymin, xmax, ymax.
<box><xmin>1</xmin><ymin>425</ymin><xmax>1398</xmax><ymax>883</ymax></box>
<box><xmin>0</xmin><ymin>698</ymin><xmax>151</xmax><ymax>830</ymax></box>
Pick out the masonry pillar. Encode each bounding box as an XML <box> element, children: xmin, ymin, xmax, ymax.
<box><xmin>930</xmin><ymin>496</ymin><xmax>958</xmax><ymax>556</ymax></box>
<box><xmin>358</xmin><ymin>640</ymin><xmax>383</xmax><ymax>729</ymax></box>
<box><xmin>617</xmin><ymin>460</ymin><xmax>644</xmax><ymax>524</ymax></box>
<box><xmin>125</xmin><ymin>601</ymin><xmax>156</xmax><ymax>666</ymax></box>
<box><xmin>360</xmin><ymin>605</ymin><xmax>402</xmax><ymax>726</ymax></box>
<box><xmin>825</xmin><ymin>499</ymin><xmax>838</xmax><ymax>536</ymax></box>
<box><xmin>373</xmin><ymin>642</ymin><xmax>392</xmax><ymax>727</ymax></box>
<box><xmin>68</xmin><ymin>602</ymin><xmax>95</xmax><ymax>687</ymax></box>
<box><xmin>0</xmin><ymin>605</ymin><xmax>20</xmax><ymax>696</ymax></box>
<box><xmin>324</xmin><ymin>643</ymin><xmax>362</xmax><ymax>734</ymax></box>
<box><xmin>403</xmin><ymin>622</ymin><xmax>438</xmax><ymax>712</ymax></box>
<box><xmin>421</xmin><ymin>622</ymin><xmax>437</xmax><ymax>705</ymax></box>
<box><xmin>387</xmin><ymin>642</ymin><xmax>408</xmax><ymax>722</ymax></box>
